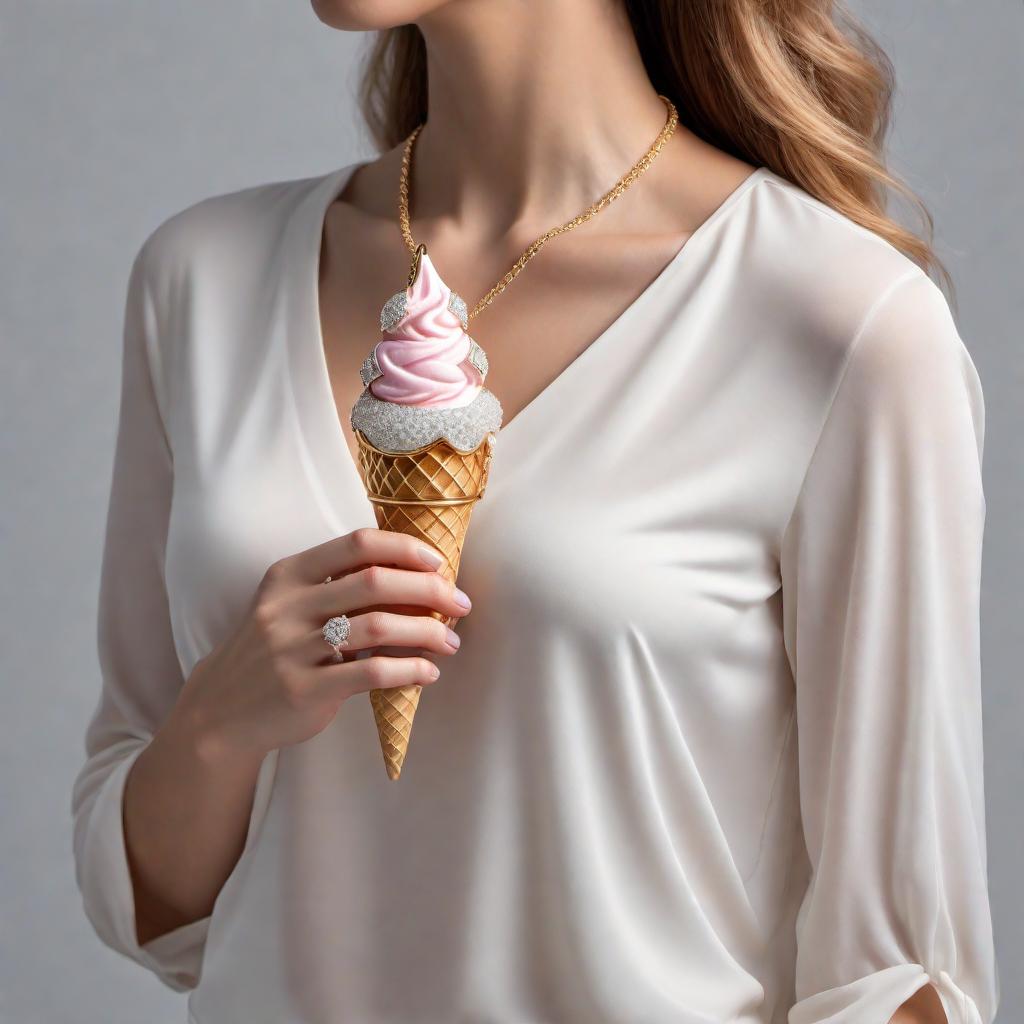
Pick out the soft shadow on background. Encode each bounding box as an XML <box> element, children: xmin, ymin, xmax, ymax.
<box><xmin>1</xmin><ymin>4</ymin><xmax>1021</xmax><ymax>1021</ymax></box>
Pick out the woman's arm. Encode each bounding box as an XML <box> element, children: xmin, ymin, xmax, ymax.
<box><xmin>71</xmin><ymin>238</ymin><xmax>212</xmax><ymax>990</ymax></box>
<box><xmin>122</xmin><ymin>707</ymin><xmax>264</xmax><ymax>945</ymax></box>
<box><xmin>779</xmin><ymin>269</ymin><xmax>999</xmax><ymax>1023</ymax></box>
<box><xmin>889</xmin><ymin>981</ymin><xmax>950</xmax><ymax>1024</ymax></box>
<box><xmin>121</xmin><ymin>525</ymin><xmax>472</xmax><ymax>948</ymax></box>
<box><xmin>72</xmin><ymin>233</ymin><xmax>468</xmax><ymax>987</ymax></box>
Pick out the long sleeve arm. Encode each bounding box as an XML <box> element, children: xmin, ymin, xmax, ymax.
<box><xmin>780</xmin><ymin>271</ymin><xmax>999</xmax><ymax>1023</ymax></box>
<box><xmin>70</xmin><ymin>239</ymin><xmax>210</xmax><ymax>991</ymax></box>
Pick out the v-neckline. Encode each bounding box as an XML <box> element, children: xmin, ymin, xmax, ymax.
<box><xmin>294</xmin><ymin>158</ymin><xmax>770</xmax><ymax>494</ymax></box>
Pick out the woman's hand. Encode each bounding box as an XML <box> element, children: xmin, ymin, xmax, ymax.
<box><xmin>167</xmin><ymin>527</ymin><xmax>472</xmax><ymax>763</ymax></box>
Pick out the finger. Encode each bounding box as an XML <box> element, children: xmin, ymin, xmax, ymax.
<box><xmin>296</xmin><ymin>613</ymin><xmax>459</xmax><ymax>665</ymax></box>
<box><xmin>287</xmin><ymin>527</ymin><xmax>448</xmax><ymax>584</ymax></box>
<box><xmin>297</xmin><ymin>564</ymin><xmax>471</xmax><ymax>623</ymax></box>
<box><xmin>315</xmin><ymin>652</ymin><xmax>442</xmax><ymax>698</ymax></box>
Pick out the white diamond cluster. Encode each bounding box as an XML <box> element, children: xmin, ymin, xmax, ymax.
<box><xmin>322</xmin><ymin>615</ymin><xmax>351</xmax><ymax>648</ymax></box>
<box><xmin>351</xmin><ymin>387</ymin><xmax>503</xmax><ymax>453</ymax></box>
<box><xmin>379</xmin><ymin>291</ymin><xmax>408</xmax><ymax>333</ymax></box>
<box><xmin>447</xmin><ymin>291</ymin><xmax>469</xmax><ymax>329</ymax></box>
<box><xmin>467</xmin><ymin>339</ymin><xmax>488</xmax><ymax>380</ymax></box>
<box><xmin>359</xmin><ymin>347</ymin><xmax>384</xmax><ymax>387</ymax></box>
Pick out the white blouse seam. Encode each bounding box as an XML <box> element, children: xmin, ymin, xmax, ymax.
<box><xmin>777</xmin><ymin>265</ymin><xmax>924</xmax><ymax>552</ymax></box>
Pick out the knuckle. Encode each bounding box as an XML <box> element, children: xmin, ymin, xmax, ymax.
<box><xmin>364</xmin><ymin>611</ymin><xmax>390</xmax><ymax>641</ymax></box>
<box><xmin>252</xmin><ymin>599</ymin><xmax>280</xmax><ymax>633</ymax></box>
<box><xmin>361</xmin><ymin>657</ymin><xmax>388</xmax><ymax>689</ymax></box>
<box><xmin>348</xmin><ymin>527</ymin><xmax>376</xmax><ymax>560</ymax></box>
<box><xmin>262</xmin><ymin>558</ymin><xmax>289</xmax><ymax>586</ymax></box>
<box><xmin>360</xmin><ymin>564</ymin><xmax>385</xmax><ymax>592</ymax></box>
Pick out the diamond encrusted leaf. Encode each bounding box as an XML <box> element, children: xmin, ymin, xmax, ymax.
<box><xmin>447</xmin><ymin>291</ymin><xmax>469</xmax><ymax>330</ymax></box>
<box><xmin>467</xmin><ymin>338</ymin><xmax>489</xmax><ymax>380</ymax></box>
<box><xmin>379</xmin><ymin>291</ymin><xmax>408</xmax><ymax>333</ymax></box>
<box><xmin>359</xmin><ymin>346</ymin><xmax>384</xmax><ymax>386</ymax></box>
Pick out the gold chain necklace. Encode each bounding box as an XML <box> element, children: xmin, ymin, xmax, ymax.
<box><xmin>398</xmin><ymin>95</ymin><xmax>679</xmax><ymax>320</ymax></box>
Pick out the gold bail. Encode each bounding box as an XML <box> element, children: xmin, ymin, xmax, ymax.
<box><xmin>407</xmin><ymin>243</ymin><xmax>427</xmax><ymax>288</ymax></box>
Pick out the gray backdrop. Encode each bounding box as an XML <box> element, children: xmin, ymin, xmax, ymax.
<box><xmin>2</xmin><ymin>3</ymin><xmax>1020</xmax><ymax>1021</ymax></box>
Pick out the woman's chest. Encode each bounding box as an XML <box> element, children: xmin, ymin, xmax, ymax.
<box><xmin>163</xmin><ymin>352</ymin><xmax>786</xmax><ymax>679</ymax></box>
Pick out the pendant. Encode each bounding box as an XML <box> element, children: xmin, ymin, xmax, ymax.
<box><xmin>351</xmin><ymin>244</ymin><xmax>503</xmax><ymax>452</ymax></box>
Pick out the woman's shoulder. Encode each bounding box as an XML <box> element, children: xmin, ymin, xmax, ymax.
<box><xmin>720</xmin><ymin>169</ymin><xmax>983</xmax><ymax>458</ymax></box>
<box><xmin>739</xmin><ymin>168</ymin><xmax>963</xmax><ymax>367</ymax></box>
<box><xmin>746</xmin><ymin>167</ymin><xmax>932</xmax><ymax>295</ymax></box>
<box><xmin>130</xmin><ymin>164</ymin><xmax>352</xmax><ymax>290</ymax></box>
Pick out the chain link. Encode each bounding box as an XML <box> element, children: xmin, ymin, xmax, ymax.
<box><xmin>398</xmin><ymin>95</ymin><xmax>679</xmax><ymax>320</ymax></box>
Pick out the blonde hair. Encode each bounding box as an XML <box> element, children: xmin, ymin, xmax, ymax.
<box><xmin>359</xmin><ymin>1</ymin><xmax>951</xmax><ymax>296</ymax></box>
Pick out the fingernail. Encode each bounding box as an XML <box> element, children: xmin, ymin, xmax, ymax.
<box><xmin>428</xmin><ymin>663</ymin><xmax>441</xmax><ymax>680</ymax></box>
<box><xmin>417</xmin><ymin>545</ymin><xmax>445</xmax><ymax>569</ymax></box>
<box><xmin>445</xmin><ymin>627</ymin><xmax>461</xmax><ymax>650</ymax></box>
<box><xmin>453</xmin><ymin>588</ymin><xmax>472</xmax><ymax>610</ymax></box>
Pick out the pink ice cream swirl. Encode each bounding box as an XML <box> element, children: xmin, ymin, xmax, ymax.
<box><xmin>369</xmin><ymin>252</ymin><xmax>482</xmax><ymax>409</ymax></box>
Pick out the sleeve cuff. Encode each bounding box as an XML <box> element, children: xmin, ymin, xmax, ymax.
<box><xmin>789</xmin><ymin>964</ymin><xmax>984</xmax><ymax>1024</ymax></box>
<box><xmin>77</xmin><ymin>744</ymin><xmax>210</xmax><ymax>992</ymax></box>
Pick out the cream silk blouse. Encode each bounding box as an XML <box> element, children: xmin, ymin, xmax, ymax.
<box><xmin>71</xmin><ymin>161</ymin><xmax>999</xmax><ymax>1023</ymax></box>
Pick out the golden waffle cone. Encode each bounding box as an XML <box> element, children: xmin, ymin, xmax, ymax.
<box><xmin>354</xmin><ymin>428</ymin><xmax>495</xmax><ymax>780</ymax></box>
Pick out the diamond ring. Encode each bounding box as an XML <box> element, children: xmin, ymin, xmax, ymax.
<box><xmin>322</xmin><ymin>615</ymin><xmax>351</xmax><ymax>657</ymax></box>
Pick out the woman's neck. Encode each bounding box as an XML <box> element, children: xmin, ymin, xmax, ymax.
<box><xmin>412</xmin><ymin>0</ymin><xmax>672</xmax><ymax>243</ymax></box>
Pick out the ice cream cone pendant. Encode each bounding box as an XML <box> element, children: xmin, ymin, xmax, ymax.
<box><xmin>349</xmin><ymin>242</ymin><xmax>502</xmax><ymax>780</ymax></box>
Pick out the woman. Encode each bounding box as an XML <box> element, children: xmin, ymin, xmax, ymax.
<box><xmin>71</xmin><ymin>1</ymin><xmax>999</xmax><ymax>1021</ymax></box>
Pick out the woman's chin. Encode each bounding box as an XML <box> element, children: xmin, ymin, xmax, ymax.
<box><xmin>310</xmin><ymin>0</ymin><xmax>448</xmax><ymax>32</ymax></box>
